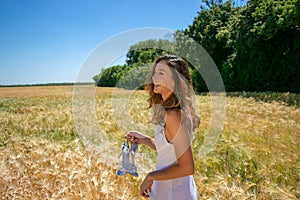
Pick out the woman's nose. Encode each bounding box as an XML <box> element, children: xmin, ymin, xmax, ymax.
<box><xmin>152</xmin><ymin>74</ymin><xmax>158</xmax><ymax>82</ymax></box>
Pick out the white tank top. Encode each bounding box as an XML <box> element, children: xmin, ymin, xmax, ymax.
<box><xmin>154</xmin><ymin>123</ymin><xmax>177</xmax><ymax>169</ymax></box>
<box><xmin>149</xmin><ymin>122</ymin><xmax>198</xmax><ymax>200</ymax></box>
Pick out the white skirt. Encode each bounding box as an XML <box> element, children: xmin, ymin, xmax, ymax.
<box><xmin>148</xmin><ymin>175</ymin><xmax>198</xmax><ymax>200</ymax></box>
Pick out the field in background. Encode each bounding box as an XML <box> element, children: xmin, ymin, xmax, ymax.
<box><xmin>0</xmin><ymin>86</ymin><xmax>299</xmax><ymax>199</ymax></box>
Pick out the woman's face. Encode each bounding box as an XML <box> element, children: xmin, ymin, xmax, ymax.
<box><xmin>152</xmin><ymin>61</ymin><xmax>175</xmax><ymax>100</ymax></box>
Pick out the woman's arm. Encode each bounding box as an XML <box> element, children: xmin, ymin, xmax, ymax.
<box><xmin>126</xmin><ymin>131</ymin><xmax>156</xmax><ymax>151</ymax></box>
<box><xmin>140</xmin><ymin>110</ymin><xmax>195</xmax><ymax>197</ymax></box>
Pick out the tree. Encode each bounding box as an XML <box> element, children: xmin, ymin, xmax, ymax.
<box><xmin>94</xmin><ymin>39</ymin><xmax>175</xmax><ymax>89</ymax></box>
<box><xmin>184</xmin><ymin>0</ymin><xmax>300</xmax><ymax>92</ymax></box>
<box><xmin>125</xmin><ymin>39</ymin><xmax>174</xmax><ymax>66</ymax></box>
<box><xmin>228</xmin><ymin>0</ymin><xmax>300</xmax><ymax>92</ymax></box>
<box><xmin>93</xmin><ymin>65</ymin><xmax>131</xmax><ymax>87</ymax></box>
<box><xmin>184</xmin><ymin>1</ymin><xmax>235</xmax><ymax>91</ymax></box>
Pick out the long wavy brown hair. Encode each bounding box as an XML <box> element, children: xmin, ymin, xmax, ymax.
<box><xmin>145</xmin><ymin>54</ymin><xmax>200</xmax><ymax>132</ymax></box>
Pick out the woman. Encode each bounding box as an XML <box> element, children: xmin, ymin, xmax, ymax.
<box><xmin>126</xmin><ymin>54</ymin><xmax>200</xmax><ymax>199</ymax></box>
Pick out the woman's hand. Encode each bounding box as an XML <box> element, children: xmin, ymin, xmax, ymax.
<box><xmin>126</xmin><ymin>131</ymin><xmax>148</xmax><ymax>145</ymax></box>
<box><xmin>140</xmin><ymin>173</ymin><xmax>153</xmax><ymax>198</ymax></box>
<box><xmin>126</xmin><ymin>131</ymin><xmax>156</xmax><ymax>150</ymax></box>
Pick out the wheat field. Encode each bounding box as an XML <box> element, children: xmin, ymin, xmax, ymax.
<box><xmin>0</xmin><ymin>86</ymin><xmax>299</xmax><ymax>199</ymax></box>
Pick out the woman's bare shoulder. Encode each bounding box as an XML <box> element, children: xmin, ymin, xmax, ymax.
<box><xmin>165</xmin><ymin>109</ymin><xmax>181</xmax><ymax>121</ymax></box>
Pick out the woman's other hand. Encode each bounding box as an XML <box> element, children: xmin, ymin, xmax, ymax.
<box><xmin>140</xmin><ymin>173</ymin><xmax>153</xmax><ymax>198</ymax></box>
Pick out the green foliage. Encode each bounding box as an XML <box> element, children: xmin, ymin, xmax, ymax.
<box><xmin>183</xmin><ymin>1</ymin><xmax>235</xmax><ymax>92</ymax></box>
<box><xmin>93</xmin><ymin>65</ymin><xmax>132</xmax><ymax>87</ymax></box>
<box><xmin>227</xmin><ymin>0</ymin><xmax>300</xmax><ymax>92</ymax></box>
<box><xmin>183</xmin><ymin>0</ymin><xmax>300</xmax><ymax>93</ymax></box>
<box><xmin>125</xmin><ymin>39</ymin><xmax>174</xmax><ymax>66</ymax></box>
<box><xmin>116</xmin><ymin>64</ymin><xmax>151</xmax><ymax>90</ymax></box>
<box><xmin>94</xmin><ymin>39</ymin><xmax>174</xmax><ymax>89</ymax></box>
<box><xmin>185</xmin><ymin>1</ymin><xmax>234</xmax><ymax>73</ymax></box>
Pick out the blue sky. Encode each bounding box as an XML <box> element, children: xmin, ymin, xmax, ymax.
<box><xmin>0</xmin><ymin>0</ymin><xmax>202</xmax><ymax>85</ymax></box>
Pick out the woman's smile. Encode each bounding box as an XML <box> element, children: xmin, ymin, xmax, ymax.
<box><xmin>154</xmin><ymin>84</ymin><xmax>161</xmax><ymax>90</ymax></box>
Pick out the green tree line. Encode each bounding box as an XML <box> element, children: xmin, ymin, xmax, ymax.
<box><xmin>94</xmin><ymin>0</ymin><xmax>300</xmax><ymax>93</ymax></box>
